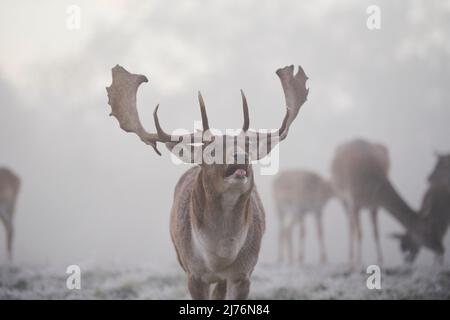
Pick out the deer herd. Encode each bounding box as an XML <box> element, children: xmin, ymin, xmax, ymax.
<box><xmin>0</xmin><ymin>64</ymin><xmax>449</xmax><ymax>300</ymax></box>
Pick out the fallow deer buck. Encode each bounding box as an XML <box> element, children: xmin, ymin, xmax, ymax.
<box><xmin>331</xmin><ymin>139</ymin><xmax>444</xmax><ymax>268</ymax></box>
<box><xmin>106</xmin><ymin>64</ymin><xmax>309</xmax><ymax>299</ymax></box>
<box><xmin>273</xmin><ymin>170</ymin><xmax>333</xmax><ymax>264</ymax></box>
<box><xmin>392</xmin><ymin>153</ymin><xmax>450</xmax><ymax>264</ymax></box>
<box><xmin>0</xmin><ymin>167</ymin><xmax>20</xmax><ymax>261</ymax></box>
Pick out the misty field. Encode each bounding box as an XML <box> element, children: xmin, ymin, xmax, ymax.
<box><xmin>1</xmin><ymin>263</ymin><xmax>449</xmax><ymax>299</ymax></box>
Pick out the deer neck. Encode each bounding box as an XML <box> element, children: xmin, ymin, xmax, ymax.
<box><xmin>376</xmin><ymin>177</ymin><xmax>431</xmax><ymax>241</ymax></box>
<box><xmin>421</xmin><ymin>185</ymin><xmax>450</xmax><ymax>238</ymax></box>
<box><xmin>189</xmin><ymin>170</ymin><xmax>253</xmax><ymax>265</ymax></box>
<box><xmin>377</xmin><ymin>178</ymin><xmax>445</xmax><ymax>253</ymax></box>
<box><xmin>191</xmin><ymin>170</ymin><xmax>253</xmax><ymax>229</ymax></box>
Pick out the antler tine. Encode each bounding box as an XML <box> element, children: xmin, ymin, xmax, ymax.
<box><xmin>153</xmin><ymin>104</ymin><xmax>176</xmax><ymax>142</ymax></box>
<box><xmin>153</xmin><ymin>104</ymin><xmax>198</xmax><ymax>146</ymax></box>
<box><xmin>198</xmin><ymin>91</ymin><xmax>210</xmax><ymax>131</ymax></box>
<box><xmin>241</xmin><ymin>89</ymin><xmax>249</xmax><ymax>132</ymax></box>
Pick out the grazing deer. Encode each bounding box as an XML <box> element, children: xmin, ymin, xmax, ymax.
<box><xmin>106</xmin><ymin>65</ymin><xmax>309</xmax><ymax>299</ymax></box>
<box><xmin>392</xmin><ymin>153</ymin><xmax>450</xmax><ymax>264</ymax></box>
<box><xmin>0</xmin><ymin>168</ymin><xmax>20</xmax><ymax>261</ymax></box>
<box><xmin>273</xmin><ymin>170</ymin><xmax>333</xmax><ymax>264</ymax></box>
<box><xmin>331</xmin><ymin>139</ymin><xmax>444</xmax><ymax>267</ymax></box>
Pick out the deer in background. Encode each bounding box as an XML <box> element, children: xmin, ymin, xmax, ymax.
<box><xmin>0</xmin><ymin>167</ymin><xmax>20</xmax><ymax>261</ymax></box>
<box><xmin>392</xmin><ymin>153</ymin><xmax>450</xmax><ymax>264</ymax></box>
<box><xmin>331</xmin><ymin>139</ymin><xmax>389</xmax><ymax>266</ymax></box>
<box><xmin>106</xmin><ymin>65</ymin><xmax>309</xmax><ymax>299</ymax></box>
<box><xmin>331</xmin><ymin>139</ymin><xmax>444</xmax><ymax>268</ymax></box>
<box><xmin>273</xmin><ymin>170</ymin><xmax>333</xmax><ymax>264</ymax></box>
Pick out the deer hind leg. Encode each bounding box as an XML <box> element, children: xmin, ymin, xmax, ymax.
<box><xmin>277</xmin><ymin>204</ymin><xmax>288</xmax><ymax>264</ymax></box>
<box><xmin>277</xmin><ymin>215</ymin><xmax>286</xmax><ymax>264</ymax></box>
<box><xmin>370</xmin><ymin>207</ymin><xmax>383</xmax><ymax>265</ymax></box>
<box><xmin>298</xmin><ymin>215</ymin><xmax>306</xmax><ymax>264</ymax></box>
<box><xmin>6</xmin><ymin>224</ymin><xmax>13</xmax><ymax>262</ymax></box>
<box><xmin>342</xmin><ymin>200</ymin><xmax>355</xmax><ymax>265</ymax></box>
<box><xmin>278</xmin><ymin>207</ymin><xmax>295</xmax><ymax>265</ymax></box>
<box><xmin>315</xmin><ymin>211</ymin><xmax>327</xmax><ymax>264</ymax></box>
<box><xmin>187</xmin><ymin>275</ymin><xmax>210</xmax><ymax>300</ymax></box>
<box><xmin>226</xmin><ymin>278</ymin><xmax>250</xmax><ymax>300</ymax></box>
<box><xmin>0</xmin><ymin>214</ymin><xmax>13</xmax><ymax>261</ymax></box>
<box><xmin>346</xmin><ymin>202</ymin><xmax>361</xmax><ymax>269</ymax></box>
<box><xmin>353</xmin><ymin>208</ymin><xmax>362</xmax><ymax>268</ymax></box>
<box><xmin>286</xmin><ymin>222</ymin><xmax>295</xmax><ymax>265</ymax></box>
<box><xmin>211</xmin><ymin>280</ymin><xmax>227</xmax><ymax>300</ymax></box>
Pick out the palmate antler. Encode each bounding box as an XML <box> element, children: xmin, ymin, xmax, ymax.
<box><xmin>106</xmin><ymin>64</ymin><xmax>309</xmax><ymax>161</ymax></box>
<box><xmin>249</xmin><ymin>65</ymin><xmax>309</xmax><ymax>159</ymax></box>
<box><xmin>106</xmin><ymin>66</ymin><xmax>160</xmax><ymax>153</ymax></box>
<box><xmin>274</xmin><ymin>65</ymin><xmax>309</xmax><ymax>140</ymax></box>
<box><xmin>106</xmin><ymin>65</ymin><xmax>205</xmax><ymax>155</ymax></box>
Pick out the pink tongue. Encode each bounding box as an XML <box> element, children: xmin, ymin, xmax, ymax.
<box><xmin>235</xmin><ymin>168</ymin><xmax>247</xmax><ymax>177</ymax></box>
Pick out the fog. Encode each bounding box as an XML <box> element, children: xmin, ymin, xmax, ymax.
<box><xmin>0</xmin><ymin>0</ymin><xmax>449</xmax><ymax>269</ymax></box>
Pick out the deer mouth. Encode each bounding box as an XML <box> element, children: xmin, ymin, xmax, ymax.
<box><xmin>224</xmin><ymin>164</ymin><xmax>249</xmax><ymax>179</ymax></box>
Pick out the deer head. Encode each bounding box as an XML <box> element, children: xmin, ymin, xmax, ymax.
<box><xmin>106</xmin><ymin>65</ymin><xmax>308</xmax><ymax>193</ymax></box>
<box><xmin>390</xmin><ymin>232</ymin><xmax>420</xmax><ymax>264</ymax></box>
